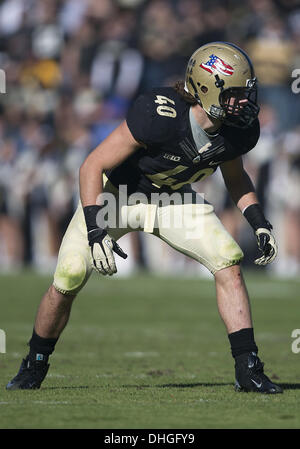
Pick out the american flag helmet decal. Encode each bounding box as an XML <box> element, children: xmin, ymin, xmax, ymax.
<box><xmin>200</xmin><ymin>54</ymin><xmax>234</xmax><ymax>76</ymax></box>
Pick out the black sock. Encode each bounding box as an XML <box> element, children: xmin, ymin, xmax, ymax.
<box><xmin>28</xmin><ymin>329</ymin><xmax>58</xmax><ymax>363</ymax></box>
<box><xmin>228</xmin><ymin>328</ymin><xmax>258</xmax><ymax>359</ymax></box>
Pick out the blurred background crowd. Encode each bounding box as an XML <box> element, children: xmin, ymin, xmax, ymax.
<box><xmin>0</xmin><ymin>0</ymin><xmax>300</xmax><ymax>278</ymax></box>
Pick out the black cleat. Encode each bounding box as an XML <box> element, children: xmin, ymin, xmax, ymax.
<box><xmin>234</xmin><ymin>352</ymin><xmax>283</xmax><ymax>394</ymax></box>
<box><xmin>6</xmin><ymin>356</ymin><xmax>49</xmax><ymax>390</ymax></box>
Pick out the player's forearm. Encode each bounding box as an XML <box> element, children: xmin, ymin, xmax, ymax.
<box><xmin>79</xmin><ymin>157</ymin><xmax>104</xmax><ymax>207</ymax></box>
<box><xmin>225</xmin><ymin>169</ymin><xmax>259</xmax><ymax>212</ymax></box>
<box><xmin>226</xmin><ymin>170</ymin><xmax>272</xmax><ymax>232</ymax></box>
<box><xmin>236</xmin><ymin>191</ymin><xmax>259</xmax><ymax>214</ymax></box>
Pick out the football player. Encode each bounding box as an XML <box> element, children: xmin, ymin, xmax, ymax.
<box><xmin>7</xmin><ymin>42</ymin><xmax>282</xmax><ymax>393</ymax></box>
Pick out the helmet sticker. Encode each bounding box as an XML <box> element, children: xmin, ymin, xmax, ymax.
<box><xmin>200</xmin><ymin>54</ymin><xmax>234</xmax><ymax>76</ymax></box>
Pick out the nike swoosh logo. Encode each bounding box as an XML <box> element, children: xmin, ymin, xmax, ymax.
<box><xmin>208</xmin><ymin>160</ymin><xmax>223</xmax><ymax>166</ymax></box>
<box><xmin>251</xmin><ymin>378</ymin><xmax>262</xmax><ymax>388</ymax></box>
<box><xmin>104</xmin><ymin>239</ymin><xmax>112</xmax><ymax>249</ymax></box>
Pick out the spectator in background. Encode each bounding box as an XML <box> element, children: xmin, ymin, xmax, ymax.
<box><xmin>273</xmin><ymin>128</ymin><xmax>300</xmax><ymax>276</ymax></box>
<box><xmin>137</xmin><ymin>0</ymin><xmax>184</xmax><ymax>89</ymax></box>
<box><xmin>245</xmin><ymin>10</ymin><xmax>297</xmax><ymax>130</ymax></box>
<box><xmin>0</xmin><ymin>136</ymin><xmax>24</xmax><ymax>269</ymax></box>
<box><xmin>282</xmin><ymin>129</ymin><xmax>300</xmax><ymax>275</ymax></box>
<box><xmin>254</xmin><ymin>124</ymin><xmax>300</xmax><ymax>277</ymax></box>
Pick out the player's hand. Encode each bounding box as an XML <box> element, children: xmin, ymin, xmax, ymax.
<box><xmin>87</xmin><ymin>228</ymin><xmax>127</xmax><ymax>275</ymax></box>
<box><xmin>254</xmin><ymin>228</ymin><xmax>278</xmax><ymax>266</ymax></box>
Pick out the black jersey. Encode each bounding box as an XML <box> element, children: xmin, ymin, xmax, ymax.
<box><xmin>106</xmin><ymin>87</ymin><xmax>260</xmax><ymax>196</ymax></box>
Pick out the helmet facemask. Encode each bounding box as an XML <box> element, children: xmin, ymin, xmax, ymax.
<box><xmin>217</xmin><ymin>79</ymin><xmax>260</xmax><ymax>128</ymax></box>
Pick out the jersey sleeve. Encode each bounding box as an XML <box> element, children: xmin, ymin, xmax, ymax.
<box><xmin>126</xmin><ymin>92</ymin><xmax>173</xmax><ymax>147</ymax></box>
<box><xmin>221</xmin><ymin>118</ymin><xmax>260</xmax><ymax>156</ymax></box>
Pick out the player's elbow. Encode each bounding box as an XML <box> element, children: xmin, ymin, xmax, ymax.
<box><xmin>79</xmin><ymin>154</ymin><xmax>104</xmax><ymax>179</ymax></box>
<box><xmin>79</xmin><ymin>158</ymin><xmax>90</xmax><ymax>182</ymax></box>
<box><xmin>79</xmin><ymin>156</ymin><xmax>90</xmax><ymax>176</ymax></box>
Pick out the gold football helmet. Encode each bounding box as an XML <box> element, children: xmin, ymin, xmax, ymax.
<box><xmin>185</xmin><ymin>42</ymin><xmax>259</xmax><ymax>128</ymax></box>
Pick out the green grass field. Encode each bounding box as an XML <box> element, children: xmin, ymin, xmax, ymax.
<box><xmin>0</xmin><ymin>270</ymin><xmax>300</xmax><ymax>429</ymax></box>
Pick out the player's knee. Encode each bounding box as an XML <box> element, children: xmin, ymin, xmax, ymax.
<box><xmin>53</xmin><ymin>252</ymin><xmax>87</xmax><ymax>295</ymax></box>
<box><xmin>214</xmin><ymin>262</ymin><xmax>245</xmax><ymax>294</ymax></box>
<box><xmin>49</xmin><ymin>283</ymin><xmax>75</xmax><ymax>300</ymax></box>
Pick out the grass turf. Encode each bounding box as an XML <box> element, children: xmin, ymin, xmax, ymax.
<box><xmin>0</xmin><ymin>270</ymin><xmax>300</xmax><ymax>429</ymax></box>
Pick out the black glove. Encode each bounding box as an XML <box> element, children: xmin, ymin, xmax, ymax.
<box><xmin>243</xmin><ymin>204</ymin><xmax>278</xmax><ymax>266</ymax></box>
<box><xmin>254</xmin><ymin>227</ymin><xmax>278</xmax><ymax>266</ymax></box>
<box><xmin>84</xmin><ymin>206</ymin><xmax>127</xmax><ymax>276</ymax></box>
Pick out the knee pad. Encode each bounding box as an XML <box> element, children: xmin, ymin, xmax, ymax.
<box><xmin>213</xmin><ymin>239</ymin><xmax>244</xmax><ymax>273</ymax></box>
<box><xmin>53</xmin><ymin>252</ymin><xmax>88</xmax><ymax>295</ymax></box>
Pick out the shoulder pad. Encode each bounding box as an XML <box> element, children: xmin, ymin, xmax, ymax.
<box><xmin>126</xmin><ymin>88</ymin><xmax>182</xmax><ymax>146</ymax></box>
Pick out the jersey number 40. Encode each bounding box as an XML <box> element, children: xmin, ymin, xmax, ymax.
<box><xmin>154</xmin><ymin>95</ymin><xmax>177</xmax><ymax>118</ymax></box>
